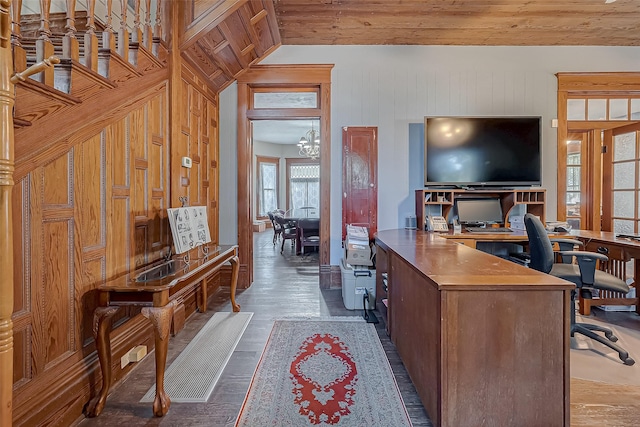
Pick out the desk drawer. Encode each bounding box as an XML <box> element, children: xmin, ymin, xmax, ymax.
<box><xmin>584</xmin><ymin>241</ymin><xmax>629</xmax><ymax>262</ymax></box>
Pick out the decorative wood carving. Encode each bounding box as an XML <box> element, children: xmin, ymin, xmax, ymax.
<box><xmin>180</xmin><ymin>0</ymin><xmax>281</xmax><ymax>93</ymax></box>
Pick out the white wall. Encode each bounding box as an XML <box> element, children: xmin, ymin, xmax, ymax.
<box><xmin>220</xmin><ymin>45</ymin><xmax>640</xmax><ymax>263</ymax></box>
<box><xmin>219</xmin><ymin>84</ymin><xmax>238</xmax><ymax>245</ymax></box>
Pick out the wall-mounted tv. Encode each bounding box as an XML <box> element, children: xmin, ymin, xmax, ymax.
<box><xmin>424</xmin><ymin>116</ymin><xmax>542</xmax><ymax>188</ymax></box>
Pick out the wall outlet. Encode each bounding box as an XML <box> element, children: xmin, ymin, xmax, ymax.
<box><xmin>128</xmin><ymin>345</ymin><xmax>147</xmax><ymax>362</ymax></box>
<box><xmin>120</xmin><ymin>345</ymin><xmax>148</xmax><ymax>369</ymax></box>
<box><xmin>120</xmin><ymin>353</ymin><xmax>129</xmax><ymax>369</ymax></box>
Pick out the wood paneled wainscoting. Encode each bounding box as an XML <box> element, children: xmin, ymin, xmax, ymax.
<box><xmin>10</xmin><ymin>68</ymin><xmax>225</xmax><ymax>426</ymax></box>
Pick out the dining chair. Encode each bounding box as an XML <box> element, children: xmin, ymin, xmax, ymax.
<box><xmin>267</xmin><ymin>211</ymin><xmax>282</xmax><ymax>245</ymax></box>
<box><xmin>297</xmin><ymin>218</ymin><xmax>320</xmax><ymax>255</ymax></box>
<box><xmin>274</xmin><ymin>213</ymin><xmax>297</xmax><ymax>254</ymax></box>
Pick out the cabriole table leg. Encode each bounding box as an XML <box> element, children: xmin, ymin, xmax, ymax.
<box><xmin>86</xmin><ymin>306</ymin><xmax>120</xmax><ymax>417</ymax></box>
<box><xmin>141</xmin><ymin>303</ymin><xmax>174</xmax><ymax>417</ymax></box>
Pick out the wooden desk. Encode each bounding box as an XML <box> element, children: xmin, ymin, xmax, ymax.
<box><xmin>569</xmin><ymin>230</ymin><xmax>640</xmax><ymax>315</ymax></box>
<box><xmin>442</xmin><ymin>229</ymin><xmax>639</xmax><ymax>314</ymax></box>
<box><xmin>86</xmin><ymin>245</ymin><xmax>240</xmax><ymax>418</ymax></box>
<box><xmin>375</xmin><ymin>229</ymin><xmax>573</xmax><ymax>427</ymax></box>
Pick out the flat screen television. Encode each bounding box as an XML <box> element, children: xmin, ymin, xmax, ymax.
<box><xmin>424</xmin><ymin>116</ymin><xmax>542</xmax><ymax>187</ymax></box>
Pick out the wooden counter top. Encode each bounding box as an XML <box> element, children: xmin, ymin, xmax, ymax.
<box><xmin>375</xmin><ymin>228</ymin><xmax>573</xmax><ymax>291</ymax></box>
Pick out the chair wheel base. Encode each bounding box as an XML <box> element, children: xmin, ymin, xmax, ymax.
<box><xmin>623</xmin><ymin>356</ymin><xmax>635</xmax><ymax>366</ymax></box>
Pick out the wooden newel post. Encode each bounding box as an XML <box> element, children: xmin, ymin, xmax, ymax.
<box><xmin>1</xmin><ymin>3</ymin><xmax>58</xmax><ymax>422</ymax></box>
<box><xmin>0</xmin><ymin>0</ymin><xmax>15</xmax><ymax>424</ymax></box>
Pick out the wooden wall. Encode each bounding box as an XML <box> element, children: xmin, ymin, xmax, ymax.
<box><xmin>174</xmin><ymin>65</ymin><xmax>220</xmax><ymax>246</ymax></box>
<box><xmin>11</xmin><ymin>64</ymin><xmax>221</xmax><ymax>426</ymax></box>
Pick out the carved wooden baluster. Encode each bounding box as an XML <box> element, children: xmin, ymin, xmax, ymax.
<box><xmin>102</xmin><ymin>0</ymin><xmax>115</xmax><ymax>51</ymax></box>
<box><xmin>1</xmin><ymin>2</ymin><xmax>15</xmax><ymax>424</ymax></box>
<box><xmin>62</xmin><ymin>0</ymin><xmax>79</xmax><ymax>61</ymax></box>
<box><xmin>117</xmin><ymin>0</ymin><xmax>129</xmax><ymax>59</ymax></box>
<box><xmin>131</xmin><ymin>0</ymin><xmax>141</xmax><ymax>43</ymax></box>
<box><xmin>152</xmin><ymin>0</ymin><xmax>162</xmax><ymax>57</ymax></box>
<box><xmin>37</xmin><ymin>0</ymin><xmax>51</xmax><ymax>42</ymax></box>
<box><xmin>36</xmin><ymin>0</ymin><xmax>54</xmax><ymax>84</ymax></box>
<box><xmin>10</xmin><ymin>0</ymin><xmax>21</xmax><ymax>46</ymax></box>
<box><xmin>142</xmin><ymin>0</ymin><xmax>151</xmax><ymax>49</ymax></box>
<box><xmin>83</xmin><ymin>0</ymin><xmax>98</xmax><ymax>70</ymax></box>
<box><xmin>10</xmin><ymin>0</ymin><xmax>26</xmax><ymax>71</ymax></box>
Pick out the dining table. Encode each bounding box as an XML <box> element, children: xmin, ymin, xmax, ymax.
<box><xmin>284</xmin><ymin>208</ymin><xmax>319</xmax><ymax>254</ymax></box>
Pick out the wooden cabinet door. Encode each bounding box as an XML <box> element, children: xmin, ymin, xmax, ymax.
<box><xmin>342</xmin><ymin>126</ymin><xmax>377</xmax><ymax>240</ymax></box>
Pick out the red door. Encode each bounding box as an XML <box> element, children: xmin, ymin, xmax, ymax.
<box><xmin>342</xmin><ymin>127</ymin><xmax>377</xmax><ymax>240</ymax></box>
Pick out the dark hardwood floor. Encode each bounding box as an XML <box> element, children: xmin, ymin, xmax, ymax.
<box><xmin>74</xmin><ymin>229</ymin><xmax>640</xmax><ymax>426</ymax></box>
<box><xmin>75</xmin><ymin>230</ymin><xmax>432</xmax><ymax>426</ymax></box>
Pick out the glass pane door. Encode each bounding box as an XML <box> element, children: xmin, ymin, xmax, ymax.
<box><xmin>611</xmin><ymin>127</ymin><xmax>640</xmax><ymax>234</ymax></box>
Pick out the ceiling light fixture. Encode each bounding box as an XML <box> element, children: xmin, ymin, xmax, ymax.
<box><xmin>605</xmin><ymin>0</ymin><xmax>616</xmax><ymax>3</ymax></box>
<box><xmin>298</xmin><ymin>121</ymin><xmax>320</xmax><ymax>159</ymax></box>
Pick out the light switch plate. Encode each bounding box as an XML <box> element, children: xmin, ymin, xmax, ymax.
<box><xmin>181</xmin><ymin>156</ymin><xmax>192</xmax><ymax>168</ymax></box>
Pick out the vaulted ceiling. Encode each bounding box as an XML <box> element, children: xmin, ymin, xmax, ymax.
<box><xmin>181</xmin><ymin>0</ymin><xmax>640</xmax><ymax>93</ymax></box>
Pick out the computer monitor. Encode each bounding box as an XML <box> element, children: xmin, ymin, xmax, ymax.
<box><xmin>456</xmin><ymin>198</ymin><xmax>503</xmax><ymax>225</ymax></box>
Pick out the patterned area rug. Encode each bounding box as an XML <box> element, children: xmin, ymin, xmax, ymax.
<box><xmin>235</xmin><ymin>317</ymin><xmax>412</xmax><ymax>426</ymax></box>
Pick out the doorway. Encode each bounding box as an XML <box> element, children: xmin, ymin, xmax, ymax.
<box><xmin>236</xmin><ymin>65</ymin><xmax>333</xmax><ymax>289</ymax></box>
<box><xmin>252</xmin><ymin>119</ymin><xmax>321</xmax><ymax>261</ymax></box>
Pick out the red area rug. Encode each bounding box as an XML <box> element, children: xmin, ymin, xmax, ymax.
<box><xmin>235</xmin><ymin>317</ymin><xmax>412</xmax><ymax>426</ymax></box>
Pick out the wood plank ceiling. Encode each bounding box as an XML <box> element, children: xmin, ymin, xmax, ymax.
<box><xmin>273</xmin><ymin>0</ymin><xmax>640</xmax><ymax>46</ymax></box>
<box><xmin>181</xmin><ymin>0</ymin><xmax>639</xmax><ymax>92</ymax></box>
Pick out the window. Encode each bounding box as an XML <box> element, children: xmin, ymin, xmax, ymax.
<box><xmin>288</xmin><ymin>162</ymin><xmax>319</xmax><ymax>210</ymax></box>
<box><xmin>253</xmin><ymin>90</ymin><xmax>319</xmax><ymax>109</ymax></box>
<box><xmin>256</xmin><ymin>157</ymin><xmax>278</xmax><ymax>218</ymax></box>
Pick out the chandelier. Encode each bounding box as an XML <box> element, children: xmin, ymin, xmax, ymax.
<box><xmin>298</xmin><ymin>122</ymin><xmax>320</xmax><ymax>159</ymax></box>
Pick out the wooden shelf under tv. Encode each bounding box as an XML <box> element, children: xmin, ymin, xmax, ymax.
<box><xmin>415</xmin><ymin>188</ymin><xmax>546</xmax><ymax>230</ymax></box>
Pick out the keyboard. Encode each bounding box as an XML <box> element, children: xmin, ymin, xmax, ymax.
<box><xmin>465</xmin><ymin>227</ymin><xmax>513</xmax><ymax>233</ymax></box>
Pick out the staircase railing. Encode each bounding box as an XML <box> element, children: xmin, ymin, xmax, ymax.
<box><xmin>10</xmin><ymin>0</ymin><xmax>165</xmax><ymax>85</ymax></box>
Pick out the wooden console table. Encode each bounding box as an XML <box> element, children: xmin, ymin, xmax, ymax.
<box><xmin>86</xmin><ymin>244</ymin><xmax>240</xmax><ymax>418</ymax></box>
<box><xmin>375</xmin><ymin>229</ymin><xmax>573</xmax><ymax>427</ymax></box>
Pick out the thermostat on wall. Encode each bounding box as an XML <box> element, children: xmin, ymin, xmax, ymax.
<box><xmin>181</xmin><ymin>156</ymin><xmax>192</xmax><ymax>168</ymax></box>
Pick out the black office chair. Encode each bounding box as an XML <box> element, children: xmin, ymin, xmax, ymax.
<box><xmin>524</xmin><ymin>213</ymin><xmax>635</xmax><ymax>365</ymax></box>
